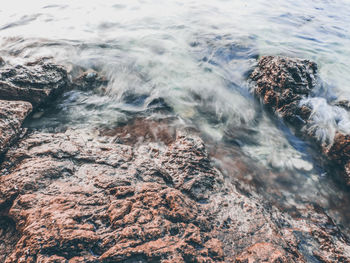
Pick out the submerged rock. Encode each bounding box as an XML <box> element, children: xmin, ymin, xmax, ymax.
<box><xmin>0</xmin><ymin>99</ymin><xmax>32</xmax><ymax>155</ymax></box>
<box><xmin>250</xmin><ymin>56</ymin><xmax>350</xmax><ymax>184</ymax></box>
<box><xmin>0</xmin><ymin>58</ymin><xmax>69</xmax><ymax>107</ymax></box>
<box><xmin>72</xmin><ymin>69</ymin><xmax>108</xmax><ymax>91</ymax></box>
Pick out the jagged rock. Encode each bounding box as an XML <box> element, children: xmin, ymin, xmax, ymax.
<box><xmin>0</xmin><ymin>126</ymin><xmax>349</xmax><ymax>262</ymax></box>
<box><xmin>0</xmin><ymin>58</ymin><xmax>69</xmax><ymax>107</ymax></box>
<box><xmin>0</xmin><ymin>100</ymin><xmax>32</xmax><ymax>155</ymax></box>
<box><xmin>250</xmin><ymin>56</ymin><xmax>350</xmax><ymax>184</ymax></box>
<box><xmin>0</xmin><ymin>130</ymin><xmax>225</xmax><ymax>262</ymax></box>
<box><xmin>250</xmin><ymin>56</ymin><xmax>317</xmax><ymax>126</ymax></box>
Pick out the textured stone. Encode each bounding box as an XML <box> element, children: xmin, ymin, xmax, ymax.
<box><xmin>0</xmin><ymin>127</ymin><xmax>349</xmax><ymax>262</ymax></box>
<box><xmin>0</xmin><ymin>58</ymin><xmax>69</xmax><ymax>106</ymax></box>
<box><xmin>250</xmin><ymin>56</ymin><xmax>317</xmax><ymax>126</ymax></box>
<box><xmin>0</xmin><ymin>99</ymin><xmax>32</xmax><ymax>155</ymax></box>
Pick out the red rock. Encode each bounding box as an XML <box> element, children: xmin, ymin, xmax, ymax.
<box><xmin>0</xmin><ymin>127</ymin><xmax>349</xmax><ymax>262</ymax></box>
<box><xmin>250</xmin><ymin>56</ymin><xmax>317</xmax><ymax>126</ymax></box>
<box><xmin>235</xmin><ymin>242</ymin><xmax>289</xmax><ymax>262</ymax></box>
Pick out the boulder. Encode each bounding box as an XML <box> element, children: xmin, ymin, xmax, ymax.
<box><xmin>0</xmin><ymin>58</ymin><xmax>69</xmax><ymax>107</ymax></box>
<box><xmin>250</xmin><ymin>56</ymin><xmax>317</xmax><ymax>126</ymax></box>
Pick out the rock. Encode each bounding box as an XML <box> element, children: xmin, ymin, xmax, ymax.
<box><xmin>0</xmin><ymin>130</ymin><xmax>224</xmax><ymax>262</ymax></box>
<box><xmin>326</xmin><ymin>132</ymin><xmax>350</xmax><ymax>165</ymax></box>
<box><xmin>335</xmin><ymin>100</ymin><xmax>350</xmax><ymax>111</ymax></box>
<box><xmin>72</xmin><ymin>69</ymin><xmax>108</xmax><ymax>91</ymax></box>
<box><xmin>0</xmin><ymin>58</ymin><xmax>69</xmax><ymax>107</ymax></box>
<box><xmin>235</xmin><ymin>243</ymin><xmax>290</xmax><ymax>262</ymax></box>
<box><xmin>324</xmin><ymin>132</ymin><xmax>350</xmax><ymax>184</ymax></box>
<box><xmin>0</xmin><ymin>126</ymin><xmax>349</xmax><ymax>262</ymax></box>
<box><xmin>0</xmin><ymin>100</ymin><xmax>32</xmax><ymax>155</ymax></box>
<box><xmin>100</xmin><ymin>118</ymin><xmax>176</xmax><ymax>146</ymax></box>
<box><xmin>250</xmin><ymin>56</ymin><xmax>317</xmax><ymax>126</ymax></box>
<box><xmin>250</xmin><ymin>56</ymin><xmax>350</xmax><ymax>184</ymax></box>
<box><xmin>0</xmin><ymin>57</ymin><xmax>5</xmax><ymax>67</ymax></box>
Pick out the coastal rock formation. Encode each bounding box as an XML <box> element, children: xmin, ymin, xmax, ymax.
<box><xmin>0</xmin><ymin>131</ymin><xmax>225</xmax><ymax>262</ymax></box>
<box><xmin>0</xmin><ymin>57</ymin><xmax>350</xmax><ymax>262</ymax></box>
<box><xmin>250</xmin><ymin>56</ymin><xmax>350</xmax><ymax>184</ymax></box>
<box><xmin>0</xmin><ymin>126</ymin><xmax>350</xmax><ymax>262</ymax></box>
<box><xmin>0</xmin><ymin>58</ymin><xmax>69</xmax><ymax>107</ymax></box>
<box><xmin>0</xmin><ymin>100</ymin><xmax>32</xmax><ymax>155</ymax></box>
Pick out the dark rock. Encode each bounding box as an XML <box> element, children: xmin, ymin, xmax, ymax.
<box><xmin>0</xmin><ymin>57</ymin><xmax>5</xmax><ymax>67</ymax></box>
<box><xmin>72</xmin><ymin>69</ymin><xmax>108</xmax><ymax>91</ymax></box>
<box><xmin>0</xmin><ymin>100</ymin><xmax>32</xmax><ymax>155</ymax></box>
<box><xmin>0</xmin><ymin>58</ymin><xmax>69</xmax><ymax>107</ymax></box>
<box><xmin>335</xmin><ymin>99</ymin><xmax>350</xmax><ymax>111</ymax></box>
<box><xmin>326</xmin><ymin>132</ymin><xmax>350</xmax><ymax>165</ymax></box>
<box><xmin>325</xmin><ymin>132</ymin><xmax>350</xmax><ymax>184</ymax></box>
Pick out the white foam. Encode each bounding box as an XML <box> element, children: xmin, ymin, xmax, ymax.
<box><xmin>300</xmin><ymin>97</ymin><xmax>350</xmax><ymax>146</ymax></box>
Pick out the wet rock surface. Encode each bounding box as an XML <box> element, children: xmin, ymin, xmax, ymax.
<box><xmin>250</xmin><ymin>56</ymin><xmax>317</xmax><ymax>126</ymax></box>
<box><xmin>0</xmin><ymin>127</ymin><xmax>350</xmax><ymax>262</ymax></box>
<box><xmin>0</xmin><ymin>131</ymin><xmax>226</xmax><ymax>262</ymax></box>
<box><xmin>250</xmin><ymin>56</ymin><xmax>350</xmax><ymax>184</ymax></box>
<box><xmin>1</xmin><ymin>56</ymin><xmax>350</xmax><ymax>262</ymax></box>
<box><xmin>0</xmin><ymin>99</ymin><xmax>32</xmax><ymax>155</ymax></box>
<box><xmin>71</xmin><ymin>69</ymin><xmax>108</xmax><ymax>91</ymax></box>
<box><xmin>0</xmin><ymin>58</ymin><xmax>69</xmax><ymax>107</ymax></box>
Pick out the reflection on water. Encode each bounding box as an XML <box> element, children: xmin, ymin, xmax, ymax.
<box><xmin>1</xmin><ymin>0</ymin><xmax>350</xmax><ymax>239</ymax></box>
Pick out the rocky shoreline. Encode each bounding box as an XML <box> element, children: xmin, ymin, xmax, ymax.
<box><xmin>0</xmin><ymin>56</ymin><xmax>350</xmax><ymax>262</ymax></box>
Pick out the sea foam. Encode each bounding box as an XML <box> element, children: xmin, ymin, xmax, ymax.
<box><xmin>300</xmin><ymin>97</ymin><xmax>350</xmax><ymax>146</ymax></box>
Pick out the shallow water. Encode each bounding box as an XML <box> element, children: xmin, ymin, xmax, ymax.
<box><xmin>1</xmin><ymin>0</ymin><xmax>350</xmax><ymax>242</ymax></box>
